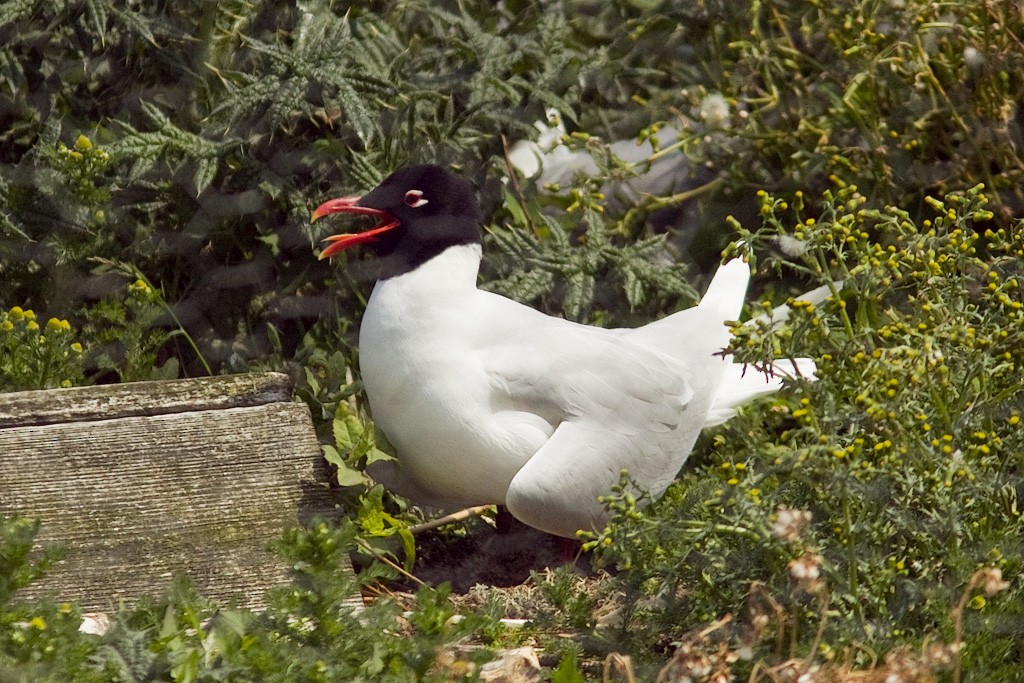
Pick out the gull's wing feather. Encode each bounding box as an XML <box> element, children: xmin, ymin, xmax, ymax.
<box><xmin>484</xmin><ymin>324</ymin><xmax>694</xmax><ymax>430</ymax></box>
<box><xmin>482</xmin><ymin>325</ymin><xmax>708</xmax><ymax>537</ymax></box>
<box><xmin>504</xmin><ymin>416</ymin><xmax>705</xmax><ymax>537</ymax></box>
<box><xmin>704</xmin><ymin>358</ymin><xmax>817</xmax><ymax>427</ymax></box>
<box><xmin>479</xmin><ymin>257</ymin><xmax>756</xmax><ymax>536</ymax></box>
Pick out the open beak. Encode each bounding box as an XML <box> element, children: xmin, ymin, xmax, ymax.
<box><xmin>311</xmin><ymin>196</ymin><xmax>400</xmax><ymax>260</ymax></box>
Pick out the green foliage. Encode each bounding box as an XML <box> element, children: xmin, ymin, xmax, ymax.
<box><xmin>581</xmin><ymin>184</ymin><xmax>1024</xmax><ymax>677</ymax></box>
<box><xmin>82</xmin><ymin>274</ymin><xmax>188</xmax><ymax>382</ymax></box>
<box><xmin>487</xmin><ymin>183</ymin><xmax>697</xmax><ymax>323</ymax></box>
<box><xmin>0</xmin><ymin>307</ymin><xmax>84</xmax><ymax>391</ymax></box>
<box><xmin>0</xmin><ymin>516</ymin><xmax>501</xmax><ymax>682</ymax></box>
<box><xmin>213</xmin><ymin>8</ymin><xmax>390</xmax><ymax>145</ymax></box>
<box><xmin>532</xmin><ymin>565</ymin><xmax>602</xmax><ymax>634</ymax></box>
<box><xmin>551</xmin><ymin>650</ymin><xmax>587</xmax><ymax>683</ymax></box>
<box><xmin>320</xmin><ymin>400</ymin><xmax>420</xmax><ymax>572</ymax></box>
<box><xmin>0</xmin><ymin>271</ymin><xmax>203</xmax><ymax>390</ymax></box>
<box><xmin>46</xmin><ymin>135</ymin><xmax>112</xmax><ymax>208</ymax></box>
<box><xmin>0</xmin><ymin>517</ymin><xmax>60</xmax><ymax>605</ymax></box>
<box><xmin>323</xmin><ymin>402</ymin><xmax>394</xmax><ymax>488</ymax></box>
<box><xmin>352</xmin><ymin>487</ymin><xmax>418</xmax><ymax>573</ymax></box>
<box><xmin>2</xmin><ymin>0</ymin><xmax>1022</xmax><ymax>383</ymax></box>
<box><xmin>620</xmin><ymin>0</ymin><xmax>1024</xmax><ymax>222</ymax></box>
<box><xmin>0</xmin><ymin>517</ymin><xmax>101</xmax><ymax>683</ymax></box>
<box><xmin>0</xmin><ymin>0</ymin><xmax>617</xmax><ymax>383</ymax></box>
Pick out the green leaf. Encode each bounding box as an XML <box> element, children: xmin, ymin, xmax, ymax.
<box><xmin>622</xmin><ymin>266</ymin><xmax>645</xmax><ymax>309</ymax></box>
<box><xmin>322</xmin><ymin>444</ymin><xmax>367</xmax><ymax>487</ymax></box>
<box><xmin>331</xmin><ymin>77</ymin><xmax>377</xmax><ymax>146</ymax></box>
<box><xmin>192</xmin><ymin>157</ymin><xmax>217</xmax><ymax>195</ymax></box>
<box><xmin>149</xmin><ymin>358</ymin><xmax>179</xmax><ymax>381</ymax></box>
<box><xmin>303</xmin><ymin>367</ymin><xmax>321</xmax><ymax>396</ymax></box>
<box><xmin>331</xmin><ymin>409</ymin><xmax>361</xmax><ymax>452</ymax></box>
<box><xmin>321</xmin><ymin>443</ymin><xmax>343</xmax><ymax>469</ymax></box>
<box><xmin>551</xmin><ymin>651</ymin><xmax>586</xmax><ymax>683</ymax></box>
<box><xmin>502</xmin><ymin>187</ymin><xmax>528</xmax><ymax>227</ymax></box>
<box><xmin>397</xmin><ymin>527</ymin><xmax>416</xmax><ymax>572</ymax></box>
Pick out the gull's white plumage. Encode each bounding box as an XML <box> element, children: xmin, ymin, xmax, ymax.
<box><xmin>506</xmin><ymin>109</ymin><xmax>689</xmax><ymax>207</ymax></box>
<box><xmin>359</xmin><ymin>244</ymin><xmax>787</xmax><ymax>537</ymax></box>
<box><xmin>315</xmin><ymin>165</ymin><xmax>813</xmax><ymax>538</ymax></box>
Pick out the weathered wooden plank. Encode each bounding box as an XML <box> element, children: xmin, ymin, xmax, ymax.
<box><xmin>0</xmin><ymin>398</ymin><xmax>339</xmax><ymax>611</ymax></box>
<box><xmin>0</xmin><ymin>372</ymin><xmax>294</xmax><ymax>428</ymax></box>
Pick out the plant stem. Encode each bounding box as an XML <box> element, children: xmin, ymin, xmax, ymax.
<box><xmin>842</xmin><ymin>491</ymin><xmax>864</xmax><ymax>629</ymax></box>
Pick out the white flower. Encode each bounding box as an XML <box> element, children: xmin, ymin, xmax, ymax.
<box><xmin>788</xmin><ymin>555</ymin><xmax>821</xmax><ymax>581</ymax></box>
<box><xmin>980</xmin><ymin>567</ymin><xmax>1010</xmax><ymax>596</ymax></box>
<box><xmin>772</xmin><ymin>507</ymin><xmax>812</xmax><ymax>542</ymax></box>
<box><xmin>79</xmin><ymin>613</ymin><xmax>111</xmax><ymax>636</ymax></box>
<box><xmin>699</xmin><ymin>93</ymin><xmax>731</xmax><ymax>130</ymax></box>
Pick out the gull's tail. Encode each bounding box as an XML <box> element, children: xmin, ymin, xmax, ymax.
<box><xmin>698</xmin><ymin>256</ymin><xmax>751</xmax><ymax>322</ymax></box>
<box><xmin>705</xmin><ymin>357</ymin><xmax>817</xmax><ymax>426</ymax></box>
<box><xmin>704</xmin><ymin>272</ymin><xmax>831</xmax><ymax>426</ymax></box>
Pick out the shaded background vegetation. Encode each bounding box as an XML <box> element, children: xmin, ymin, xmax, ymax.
<box><xmin>4</xmin><ymin>0</ymin><xmax>1023</xmax><ymax>388</ymax></box>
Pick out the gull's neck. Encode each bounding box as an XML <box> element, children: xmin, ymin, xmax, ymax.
<box><xmin>377</xmin><ymin>243</ymin><xmax>482</xmax><ymax>293</ymax></box>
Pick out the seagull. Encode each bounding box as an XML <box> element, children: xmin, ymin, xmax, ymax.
<box><xmin>506</xmin><ymin>109</ymin><xmax>690</xmax><ymax>207</ymax></box>
<box><xmin>313</xmin><ymin>164</ymin><xmax>814</xmax><ymax>538</ymax></box>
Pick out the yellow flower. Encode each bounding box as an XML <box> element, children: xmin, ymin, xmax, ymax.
<box><xmin>29</xmin><ymin>616</ymin><xmax>47</xmax><ymax>630</ymax></box>
<box><xmin>129</xmin><ymin>278</ymin><xmax>152</xmax><ymax>295</ymax></box>
<box><xmin>8</xmin><ymin>306</ymin><xmax>23</xmax><ymax>321</ymax></box>
<box><xmin>0</xmin><ymin>320</ymin><xmax>12</xmax><ymax>332</ymax></box>
<box><xmin>46</xmin><ymin>317</ymin><xmax>63</xmax><ymax>333</ymax></box>
<box><xmin>23</xmin><ymin>309</ymin><xmax>35</xmax><ymax>321</ymax></box>
<box><xmin>74</xmin><ymin>134</ymin><xmax>93</xmax><ymax>151</ymax></box>
<box><xmin>26</xmin><ymin>320</ymin><xmax>39</xmax><ymax>331</ymax></box>
<box><xmin>71</xmin><ymin>342</ymin><xmax>83</xmax><ymax>353</ymax></box>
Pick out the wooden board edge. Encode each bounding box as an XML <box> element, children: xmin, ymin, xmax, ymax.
<box><xmin>0</xmin><ymin>372</ymin><xmax>296</xmax><ymax>428</ymax></box>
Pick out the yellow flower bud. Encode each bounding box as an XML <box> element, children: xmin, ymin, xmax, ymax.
<box><xmin>75</xmin><ymin>134</ymin><xmax>93</xmax><ymax>151</ymax></box>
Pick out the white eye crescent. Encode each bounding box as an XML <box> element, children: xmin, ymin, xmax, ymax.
<box><xmin>404</xmin><ymin>189</ymin><xmax>428</xmax><ymax>208</ymax></box>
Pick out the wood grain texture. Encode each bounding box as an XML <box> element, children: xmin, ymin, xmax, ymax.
<box><xmin>0</xmin><ymin>375</ymin><xmax>344</xmax><ymax>612</ymax></box>
<box><xmin>0</xmin><ymin>372</ymin><xmax>294</xmax><ymax>428</ymax></box>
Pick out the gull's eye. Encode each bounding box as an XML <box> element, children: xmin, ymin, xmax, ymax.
<box><xmin>404</xmin><ymin>189</ymin><xmax>428</xmax><ymax>208</ymax></box>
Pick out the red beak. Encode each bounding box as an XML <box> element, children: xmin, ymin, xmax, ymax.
<box><xmin>311</xmin><ymin>196</ymin><xmax>400</xmax><ymax>260</ymax></box>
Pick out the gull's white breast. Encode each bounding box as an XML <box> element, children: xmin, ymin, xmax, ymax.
<box><xmin>358</xmin><ymin>245</ymin><xmax>554</xmax><ymax>505</ymax></box>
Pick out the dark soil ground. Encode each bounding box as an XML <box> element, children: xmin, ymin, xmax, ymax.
<box><xmin>359</xmin><ymin>508</ymin><xmax>606</xmax><ymax>622</ymax></box>
<box><xmin>412</xmin><ymin>513</ymin><xmax>584</xmax><ymax>593</ymax></box>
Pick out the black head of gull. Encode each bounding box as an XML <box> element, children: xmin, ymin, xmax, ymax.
<box><xmin>312</xmin><ymin>164</ymin><xmax>481</xmax><ymax>279</ymax></box>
